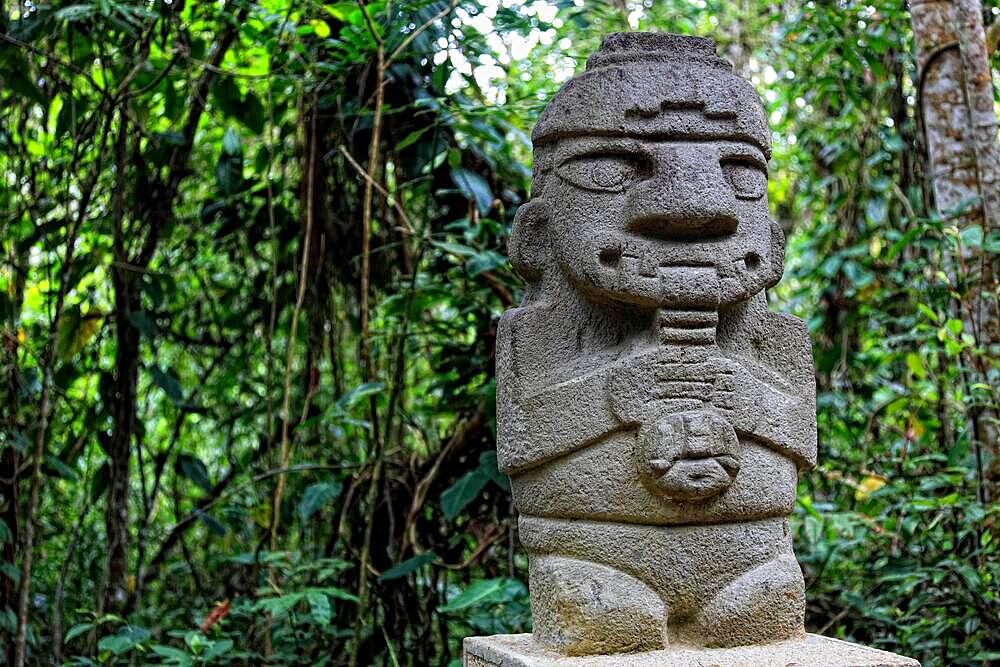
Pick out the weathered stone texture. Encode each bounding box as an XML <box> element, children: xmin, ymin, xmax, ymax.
<box><xmin>463</xmin><ymin>634</ymin><xmax>922</xmax><ymax>667</ymax></box>
<box><xmin>495</xmin><ymin>31</ymin><xmax>816</xmax><ymax>655</ymax></box>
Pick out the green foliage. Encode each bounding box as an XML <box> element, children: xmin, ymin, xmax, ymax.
<box><xmin>0</xmin><ymin>0</ymin><xmax>997</xmax><ymax>666</ymax></box>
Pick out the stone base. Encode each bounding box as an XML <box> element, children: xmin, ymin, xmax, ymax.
<box><xmin>463</xmin><ymin>634</ymin><xmax>919</xmax><ymax>667</ymax></box>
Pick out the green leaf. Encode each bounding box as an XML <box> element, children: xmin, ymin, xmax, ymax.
<box><xmin>313</xmin><ymin>586</ymin><xmax>360</xmax><ymax>603</ymax></box>
<box><xmin>306</xmin><ymin>591</ymin><xmax>331</xmax><ymax>625</ymax></box>
<box><xmin>90</xmin><ymin>462</ymin><xmax>110</xmax><ymax>502</ymax></box>
<box><xmin>8</xmin><ymin>430</ymin><xmax>30</xmax><ymax>454</ymax></box>
<box><xmin>905</xmin><ymin>353</ymin><xmax>925</xmax><ymax>379</ymax></box>
<box><xmin>1</xmin><ymin>562</ymin><xmax>20</xmax><ymax>584</ymax></box>
<box><xmin>211</xmin><ymin>76</ymin><xmax>244</xmax><ymax>119</ymax></box>
<box><xmin>55</xmin><ymin>96</ymin><xmax>89</xmax><ymax>138</ymax></box>
<box><xmin>227</xmin><ymin>550</ymin><xmax>288</xmax><ymax>565</ymax></box>
<box><xmin>176</xmin><ymin>453</ymin><xmax>212</xmax><ymax>493</ymax></box>
<box><xmin>916</xmin><ymin>303</ymin><xmax>938</xmax><ymax>323</ymax></box>
<box><xmin>864</xmin><ymin>197</ymin><xmax>886</xmax><ymax>225</ymax></box>
<box><xmin>441</xmin><ymin>451</ymin><xmax>507</xmax><ymax>520</ymax></box>
<box><xmin>54</xmin><ymin>4</ymin><xmax>97</xmax><ymax>21</ymax></box>
<box><xmin>396</xmin><ymin>126</ymin><xmax>433</xmax><ymax>151</ymax></box>
<box><xmin>215</xmin><ymin>154</ymin><xmax>243</xmax><ymax>195</ymax></box>
<box><xmin>150</xmin><ymin>365</ymin><xmax>183</xmax><ymax>403</ymax></box>
<box><xmin>197</xmin><ymin>510</ymin><xmax>227</xmax><ymax>536</ymax></box>
<box><xmin>127</xmin><ymin>311</ymin><xmax>157</xmax><ymax>340</ymax></box>
<box><xmin>222</xmin><ymin>126</ymin><xmax>241</xmax><ymax>157</ymax></box>
<box><xmin>467</xmin><ymin>250</ymin><xmax>506</xmax><ymax>276</ymax></box>
<box><xmin>438</xmin><ymin>578</ymin><xmax>522</xmax><ymax>613</ymax></box>
<box><xmin>380</xmin><ymin>551</ymin><xmax>436</xmax><ymax>581</ymax></box>
<box><xmin>450</xmin><ymin>168</ymin><xmax>493</xmax><ymax>215</ymax></box>
<box><xmin>150</xmin><ymin>645</ymin><xmax>191</xmax><ymax>665</ymax></box>
<box><xmin>0</xmin><ymin>518</ymin><xmax>11</xmax><ymax>543</ymax></box>
<box><xmin>440</xmin><ymin>466</ymin><xmax>489</xmax><ymax>520</ymax></box>
<box><xmin>98</xmin><ymin>626</ymin><xmax>150</xmax><ymax>655</ymax></box>
<box><xmin>298</xmin><ymin>480</ymin><xmax>342</xmax><ymax>522</ymax></box>
<box><xmin>65</xmin><ymin>622</ymin><xmax>94</xmax><ymax>643</ymax></box>
<box><xmin>242</xmin><ymin>92</ymin><xmax>266</xmax><ymax>134</ymax></box>
<box><xmin>430</xmin><ymin>240</ymin><xmax>477</xmax><ymax>258</ymax></box>
<box><xmin>255</xmin><ymin>592</ymin><xmax>303</xmax><ymax>617</ymax></box>
<box><xmin>337</xmin><ymin>381</ymin><xmax>384</xmax><ymax>409</ymax></box>
<box><xmin>959</xmin><ymin>225</ymin><xmax>983</xmax><ymax>249</ymax></box>
<box><xmin>478</xmin><ymin>450</ymin><xmax>510</xmax><ymax>491</ymax></box>
<box><xmin>44</xmin><ymin>454</ymin><xmax>79</xmax><ymax>481</ymax></box>
<box><xmin>202</xmin><ymin>638</ymin><xmax>233</xmax><ymax>660</ymax></box>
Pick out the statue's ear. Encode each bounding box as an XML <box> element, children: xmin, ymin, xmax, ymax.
<box><xmin>508</xmin><ymin>199</ymin><xmax>549</xmax><ymax>282</ymax></box>
<box><xmin>765</xmin><ymin>217</ymin><xmax>785</xmax><ymax>288</ymax></box>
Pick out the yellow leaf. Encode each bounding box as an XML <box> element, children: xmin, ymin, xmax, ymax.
<box><xmin>869</xmin><ymin>236</ymin><xmax>882</xmax><ymax>257</ymax></box>
<box><xmin>310</xmin><ymin>19</ymin><xmax>331</xmax><ymax>38</ymax></box>
<box><xmin>56</xmin><ymin>309</ymin><xmax>103</xmax><ymax>361</ymax></box>
<box><xmin>855</xmin><ymin>475</ymin><xmax>886</xmax><ymax>501</ymax></box>
<box><xmin>905</xmin><ymin>352</ymin><xmax>925</xmax><ymax>379</ymax></box>
<box><xmin>252</xmin><ymin>502</ymin><xmax>272</xmax><ymax>528</ymax></box>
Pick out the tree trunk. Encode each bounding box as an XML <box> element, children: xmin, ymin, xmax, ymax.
<box><xmin>101</xmin><ymin>112</ymin><xmax>138</xmax><ymax>616</ymax></box>
<box><xmin>0</xmin><ymin>444</ymin><xmax>17</xmax><ymax>666</ymax></box>
<box><xmin>102</xmin><ymin>273</ymin><xmax>141</xmax><ymax>614</ymax></box>
<box><xmin>910</xmin><ymin>0</ymin><xmax>1000</xmax><ymax>500</ymax></box>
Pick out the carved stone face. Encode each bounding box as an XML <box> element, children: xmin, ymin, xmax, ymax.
<box><xmin>509</xmin><ymin>33</ymin><xmax>784</xmax><ymax>311</ymax></box>
<box><xmin>547</xmin><ymin>134</ymin><xmax>777</xmax><ymax>309</ymax></box>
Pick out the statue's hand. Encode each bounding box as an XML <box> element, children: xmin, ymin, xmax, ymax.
<box><xmin>609</xmin><ymin>348</ymin><xmax>661</xmax><ymax>423</ymax></box>
<box><xmin>610</xmin><ymin>349</ymin><xmax>733</xmax><ymax>422</ymax></box>
<box><xmin>655</xmin><ymin>356</ymin><xmax>735</xmax><ymax>404</ymax></box>
<box><xmin>708</xmin><ymin>355</ymin><xmax>744</xmax><ymax>416</ymax></box>
<box><xmin>710</xmin><ymin>354</ymin><xmax>786</xmax><ymax>423</ymax></box>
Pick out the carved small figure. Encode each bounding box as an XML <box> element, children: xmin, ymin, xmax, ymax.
<box><xmin>497</xmin><ymin>33</ymin><xmax>817</xmax><ymax>655</ymax></box>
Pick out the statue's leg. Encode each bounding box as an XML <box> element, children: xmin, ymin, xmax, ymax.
<box><xmin>520</xmin><ymin>514</ymin><xmax>803</xmax><ymax>652</ymax></box>
<box><xmin>674</xmin><ymin>549</ymin><xmax>805</xmax><ymax>647</ymax></box>
<box><xmin>527</xmin><ymin>553</ymin><xmax>666</xmax><ymax>655</ymax></box>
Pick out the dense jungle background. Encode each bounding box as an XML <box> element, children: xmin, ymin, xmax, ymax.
<box><xmin>1</xmin><ymin>0</ymin><xmax>999</xmax><ymax>665</ymax></box>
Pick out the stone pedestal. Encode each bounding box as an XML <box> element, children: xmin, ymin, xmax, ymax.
<box><xmin>463</xmin><ymin>634</ymin><xmax>920</xmax><ymax>667</ymax></box>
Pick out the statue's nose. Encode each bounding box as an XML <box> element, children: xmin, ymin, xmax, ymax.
<box><xmin>626</xmin><ymin>149</ymin><xmax>738</xmax><ymax>240</ymax></box>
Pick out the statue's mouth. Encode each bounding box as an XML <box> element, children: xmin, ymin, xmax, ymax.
<box><xmin>587</xmin><ymin>236</ymin><xmax>763</xmax><ymax>309</ymax></box>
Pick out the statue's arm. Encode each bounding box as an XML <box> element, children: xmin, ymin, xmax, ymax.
<box><xmin>718</xmin><ymin>313</ymin><xmax>817</xmax><ymax>469</ymax></box>
<box><xmin>495</xmin><ymin>310</ymin><xmax>622</xmax><ymax>475</ymax></box>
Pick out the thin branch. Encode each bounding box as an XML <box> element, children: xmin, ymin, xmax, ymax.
<box><xmin>384</xmin><ymin>0</ymin><xmax>458</xmax><ymax>68</ymax></box>
<box><xmin>269</xmin><ymin>91</ymin><xmax>319</xmax><ymax>554</ymax></box>
<box><xmin>52</xmin><ymin>500</ymin><xmax>93</xmax><ymax>666</ymax></box>
<box><xmin>0</xmin><ymin>33</ymin><xmax>107</xmax><ymax>96</ymax></box>
<box><xmin>338</xmin><ymin>144</ymin><xmax>415</xmax><ymax>235</ymax></box>
<box><xmin>349</xmin><ymin>5</ymin><xmax>389</xmax><ymax>662</ymax></box>
<box><xmin>357</xmin><ymin>0</ymin><xmax>384</xmax><ymax>46</ymax></box>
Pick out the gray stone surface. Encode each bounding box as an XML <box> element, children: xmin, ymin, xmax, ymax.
<box><xmin>497</xmin><ymin>31</ymin><xmax>816</xmax><ymax>655</ymax></box>
<box><xmin>488</xmin><ymin>30</ymin><xmax>917</xmax><ymax>667</ymax></box>
<box><xmin>463</xmin><ymin>634</ymin><xmax>921</xmax><ymax>667</ymax></box>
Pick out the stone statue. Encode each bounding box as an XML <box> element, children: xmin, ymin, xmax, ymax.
<box><xmin>464</xmin><ymin>32</ymin><xmax>919</xmax><ymax>667</ymax></box>
<box><xmin>495</xmin><ymin>32</ymin><xmax>815</xmax><ymax>656</ymax></box>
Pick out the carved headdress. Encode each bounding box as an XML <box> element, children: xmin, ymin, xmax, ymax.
<box><xmin>531</xmin><ymin>33</ymin><xmax>770</xmax><ymax>154</ymax></box>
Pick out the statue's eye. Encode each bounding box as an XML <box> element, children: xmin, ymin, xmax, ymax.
<box><xmin>721</xmin><ymin>159</ymin><xmax>767</xmax><ymax>200</ymax></box>
<box><xmin>557</xmin><ymin>154</ymin><xmax>649</xmax><ymax>192</ymax></box>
